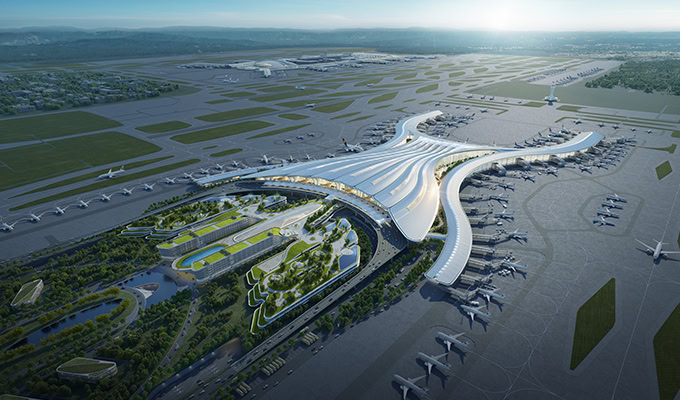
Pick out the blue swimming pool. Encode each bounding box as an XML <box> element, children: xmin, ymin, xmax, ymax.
<box><xmin>181</xmin><ymin>246</ymin><xmax>225</xmax><ymax>266</ymax></box>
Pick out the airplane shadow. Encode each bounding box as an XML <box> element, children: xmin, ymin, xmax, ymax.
<box><xmin>488</xmin><ymin>298</ymin><xmax>503</xmax><ymax>312</ymax></box>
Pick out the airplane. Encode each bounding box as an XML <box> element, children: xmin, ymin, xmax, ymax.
<box><xmin>284</xmin><ymin>138</ymin><xmax>292</xmax><ymax>144</ymax></box>
<box><xmin>480</xmin><ymin>95</ymin><xmax>486</xmax><ymax>99</ymax></box>
<box><xmin>598</xmin><ymin>122</ymin><xmax>606</xmax><ymax>127</ymax></box>
<box><xmin>505</xmin><ymin>229</ymin><xmax>528</xmax><ymax>241</ymax></box>
<box><xmin>100</xmin><ymin>193</ymin><xmax>112</xmax><ymax>202</ymax></box>
<box><xmin>520</xmin><ymin>173</ymin><xmax>536</xmax><ymax>182</ymax></box>
<box><xmin>612</xmin><ymin>124</ymin><xmax>620</xmax><ymax>130</ymax></box>
<box><xmin>646</xmin><ymin>129</ymin><xmax>653</xmax><ymax>134</ymax></box>
<box><xmin>183</xmin><ymin>172</ymin><xmax>196</xmax><ymax>179</ymax></box>
<box><xmin>488</xmin><ymin>194</ymin><xmax>508</xmax><ymax>205</ymax></box>
<box><xmin>28</xmin><ymin>211</ymin><xmax>47</xmax><ymax>222</ymax></box>
<box><xmin>393</xmin><ymin>374</ymin><xmax>428</xmax><ymax>400</ymax></box>
<box><xmin>326</xmin><ymin>153</ymin><xmax>336</xmax><ymax>158</ymax></box>
<box><xmin>477</xmin><ymin>287</ymin><xmax>505</xmax><ymax>306</ymax></box>
<box><xmin>601</xmin><ymin>200</ymin><xmax>623</xmax><ymax>210</ymax></box>
<box><xmin>342</xmin><ymin>138</ymin><xmax>364</xmax><ymax>153</ymax></box>
<box><xmin>597</xmin><ymin>208</ymin><xmax>620</xmax><ymax>219</ymax></box>
<box><xmin>436</xmin><ymin>332</ymin><xmax>469</xmax><ymax>352</ymax></box>
<box><xmin>580</xmin><ymin>165</ymin><xmax>593</xmax><ymax>173</ymax></box>
<box><xmin>466</xmin><ymin>94</ymin><xmax>473</xmax><ymax>99</ymax></box>
<box><xmin>214</xmin><ymin>163</ymin><xmax>225</xmax><ymax>170</ymax></box>
<box><xmin>574</xmin><ymin>119</ymin><xmax>582</xmax><ymax>124</ymax></box>
<box><xmin>199</xmin><ymin>168</ymin><xmax>212</xmax><ymax>175</ymax></box>
<box><xmin>480</xmin><ymin>108</ymin><xmax>488</xmax><ymax>113</ymax></box>
<box><xmin>258</xmin><ymin>154</ymin><xmax>273</xmax><ymax>165</ymax></box>
<box><xmin>164</xmin><ymin>177</ymin><xmax>177</xmax><ymax>184</ymax></box>
<box><xmin>304</xmin><ymin>103</ymin><xmax>316</xmax><ymax>108</ymax></box>
<box><xmin>593</xmin><ymin>216</ymin><xmax>616</xmax><ymax>226</ymax></box>
<box><xmin>303</xmin><ymin>153</ymin><xmax>314</xmax><ymax>161</ymax></box>
<box><xmin>286</xmin><ymin>155</ymin><xmax>296</xmax><ymax>163</ymax></box>
<box><xmin>231</xmin><ymin>160</ymin><xmax>242</xmax><ymax>168</ymax></box>
<box><xmin>142</xmin><ymin>183</ymin><xmax>155</xmax><ymax>191</ymax></box>
<box><xmin>514</xmin><ymin>142</ymin><xmax>525</xmax><ymax>149</ymax></box>
<box><xmin>417</xmin><ymin>352</ymin><xmax>451</xmax><ymax>376</ymax></box>
<box><xmin>496</xmin><ymin>181</ymin><xmax>515</xmax><ymax>191</ymax></box>
<box><xmin>78</xmin><ymin>199</ymin><xmax>93</xmax><ymax>208</ymax></box>
<box><xmin>296</xmin><ymin>135</ymin><xmax>304</xmax><ymax>140</ymax></box>
<box><xmin>54</xmin><ymin>205</ymin><xmax>68</xmax><ymax>215</ymax></box>
<box><xmin>546</xmin><ymin>167</ymin><xmax>559</xmax><ymax>177</ymax></box>
<box><xmin>98</xmin><ymin>166</ymin><xmax>125</xmax><ymax>179</ymax></box>
<box><xmin>295</xmin><ymin>85</ymin><xmax>306</xmax><ymax>90</ymax></box>
<box><xmin>1</xmin><ymin>220</ymin><xmax>18</xmax><ymax>232</ymax></box>
<box><xmin>630</xmin><ymin>127</ymin><xmax>637</xmax><ymax>132</ymax></box>
<box><xmin>121</xmin><ymin>187</ymin><xmax>134</xmax><ymax>196</ymax></box>
<box><xmin>489</xmin><ymin>96</ymin><xmax>495</xmax><ymax>100</ymax></box>
<box><xmin>636</xmin><ymin>239</ymin><xmax>680</xmax><ymax>261</ymax></box>
<box><xmin>307</xmin><ymin>132</ymin><xmax>316</xmax><ymax>137</ymax></box>
<box><xmin>494</xmin><ymin>210</ymin><xmax>515</xmax><ymax>220</ymax></box>
<box><xmin>501</xmin><ymin>260</ymin><xmax>529</xmax><ymax>273</ymax></box>
<box><xmin>461</xmin><ymin>303</ymin><xmax>491</xmax><ymax>321</ymax></box>
<box><xmin>606</xmin><ymin>193</ymin><xmax>627</xmax><ymax>203</ymax></box>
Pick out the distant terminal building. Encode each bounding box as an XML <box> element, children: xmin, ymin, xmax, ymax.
<box><xmin>57</xmin><ymin>358</ymin><xmax>117</xmax><ymax>382</ymax></box>
<box><xmin>157</xmin><ymin>212</ymin><xmax>257</xmax><ymax>259</ymax></box>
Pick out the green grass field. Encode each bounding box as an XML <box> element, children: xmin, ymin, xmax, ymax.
<box><xmin>195</xmin><ymin>107</ymin><xmax>276</xmax><ymax>122</ymax></box>
<box><xmin>251</xmin><ymin>89</ymin><xmax>325</xmax><ymax>102</ymax></box>
<box><xmin>395</xmin><ymin>73</ymin><xmax>418</xmax><ymax>80</ymax></box>
<box><xmin>320</xmin><ymin>90</ymin><xmax>377</xmax><ymax>97</ymax></box>
<box><xmin>368</xmin><ymin>92</ymin><xmax>398</xmax><ymax>104</ymax></box>
<box><xmin>172</xmin><ymin>121</ymin><xmax>273</xmax><ymax>144</ymax></box>
<box><xmin>672</xmin><ymin>131</ymin><xmax>680</xmax><ymax>138</ymax></box>
<box><xmin>557</xmin><ymin>105</ymin><xmax>584</xmax><ymax>112</ymax></box>
<box><xmin>354</xmin><ymin>78</ymin><xmax>383</xmax><ymax>87</ymax></box>
<box><xmin>0</xmin><ymin>111</ymin><xmax>123</xmax><ymax>144</ymax></box>
<box><xmin>205</xmin><ymin>99</ymin><xmax>232</xmax><ymax>104</ymax></box>
<box><xmin>570</xmin><ymin>278</ymin><xmax>616</xmax><ymax>370</ymax></box>
<box><xmin>656</xmin><ymin>161</ymin><xmax>673</xmax><ymax>180</ymax></box>
<box><xmin>136</xmin><ymin>121</ymin><xmax>191</xmax><ymax>133</ymax></box>
<box><xmin>275</xmin><ymin>99</ymin><xmax>334</xmax><ymax>108</ymax></box>
<box><xmin>11</xmin><ymin>158</ymin><xmax>200</xmax><ymax>210</ymax></box>
<box><xmin>374</xmin><ymin>104</ymin><xmax>392</xmax><ymax>110</ymax></box>
<box><xmin>221</xmin><ymin>91</ymin><xmax>256</xmax><ymax>98</ymax></box>
<box><xmin>653</xmin><ymin>303</ymin><xmax>680</xmax><ymax>400</ymax></box>
<box><xmin>247</xmin><ymin>123</ymin><xmax>311</xmax><ymax>140</ymax></box>
<box><xmin>416</xmin><ymin>84</ymin><xmax>438</xmax><ymax>94</ymax></box>
<box><xmin>645</xmin><ymin>144</ymin><xmax>677</xmax><ymax>154</ymax></box>
<box><xmin>348</xmin><ymin>114</ymin><xmax>376</xmax><ymax>122</ymax></box>
<box><xmin>0</xmin><ymin>132</ymin><xmax>161</xmax><ymax>191</ymax></box>
<box><xmin>279</xmin><ymin>113</ymin><xmax>310</xmax><ymax>120</ymax></box>
<box><xmin>209</xmin><ymin>148</ymin><xmax>243</xmax><ymax>158</ymax></box>
<box><xmin>15</xmin><ymin>155</ymin><xmax>173</xmax><ymax>197</ymax></box>
<box><xmin>331</xmin><ymin>112</ymin><xmax>361</xmax><ymax>120</ymax></box>
<box><xmin>313</xmin><ymin>100</ymin><xmax>355</xmax><ymax>113</ymax></box>
<box><xmin>258</xmin><ymin>85</ymin><xmax>295</xmax><ymax>92</ymax></box>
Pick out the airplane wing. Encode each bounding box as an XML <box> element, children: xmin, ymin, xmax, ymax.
<box><xmin>636</xmin><ymin>240</ymin><xmax>655</xmax><ymax>251</ymax></box>
<box><xmin>661</xmin><ymin>251</ymin><xmax>680</xmax><ymax>255</ymax></box>
<box><xmin>409</xmin><ymin>375</ymin><xmax>427</xmax><ymax>384</ymax></box>
<box><xmin>402</xmin><ymin>386</ymin><xmax>408</xmax><ymax>400</ymax></box>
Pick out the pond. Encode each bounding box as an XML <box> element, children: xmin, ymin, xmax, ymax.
<box><xmin>122</xmin><ymin>270</ymin><xmax>180</xmax><ymax>307</ymax></box>
<box><xmin>338</xmin><ymin>245</ymin><xmax>359</xmax><ymax>271</ymax></box>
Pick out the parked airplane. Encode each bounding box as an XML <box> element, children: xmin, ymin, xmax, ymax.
<box><xmin>199</xmin><ymin>168</ymin><xmax>212</xmax><ymax>175</ymax></box>
<box><xmin>480</xmin><ymin>108</ymin><xmax>488</xmax><ymax>113</ymax></box>
<box><xmin>296</xmin><ymin>135</ymin><xmax>304</xmax><ymax>140</ymax></box>
<box><xmin>231</xmin><ymin>160</ymin><xmax>242</xmax><ymax>168</ymax></box>
<box><xmin>514</xmin><ymin>142</ymin><xmax>525</xmax><ymax>149</ymax></box>
<box><xmin>304</xmin><ymin>103</ymin><xmax>316</xmax><ymax>108</ymax></box>
<box><xmin>598</xmin><ymin>122</ymin><xmax>606</xmax><ymax>127</ymax></box>
<box><xmin>326</xmin><ymin>153</ymin><xmax>336</xmax><ymax>158</ymax></box>
<box><xmin>286</xmin><ymin>155</ymin><xmax>296</xmax><ymax>163</ymax></box>
<box><xmin>100</xmin><ymin>193</ymin><xmax>112</xmax><ymax>202</ymax></box>
<box><xmin>593</xmin><ymin>216</ymin><xmax>616</xmax><ymax>226</ymax></box>
<box><xmin>546</xmin><ymin>167</ymin><xmax>559</xmax><ymax>177</ymax></box>
<box><xmin>601</xmin><ymin>200</ymin><xmax>623</xmax><ymax>210</ymax></box>
<box><xmin>606</xmin><ymin>193</ymin><xmax>627</xmax><ymax>203</ymax></box>
<box><xmin>342</xmin><ymin>138</ymin><xmax>364</xmax><ymax>153</ymax></box>
<box><xmin>501</xmin><ymin>260</ymin><xmax>528</xmax><ymax>273</ymax></box>
<box><xmin>78</xmin><ymin>199</ymin><xmax>94</xmax><ymax>208</ymax></box>
<box><xmin>496</xmin><ymin>181</ymin><xmax>515</xmax><ymax>191</ymax></box>
<box><xmin>461</xmin><ymin>303</ymin><xmax>491</xmax><ymax>321</ymax></box>
<box><xmin>393</xmin><ymin>375</ymin><xmax>428</xmax><ymax>400</ymax></box>
<box><xmin>284</xmin><ymin>138</ymin><xmax>292</xmax><ymax>144</ymax></box>
<box><xmin>580</xmin><ymin>165</ymin><xmax>593</xmax><ymax>173</ymax></box>
<box><xmin>612</xmin><ymin>124</ymin><xmax>620</xmax><ymax>129</ymax></box>
<box><xmin>597</xmin><ymin>208</ymin><xmax>620</xmax><ymax>219</ymax></box>
<box><xmin>1</xmin><ymin>221</ymin><xmax>18</xmax><ymax>232</ymax></box>
<box><xmin>520</xmin><ymin>173</ymin><xmax>536</xmax><ymax>182</ymax></box>
<box><xmin>258</xmin><ymin>154</ymin><xmax>274</xmax><ymax>165</ymax></box>
<box><xmin>636</xmin><ymin>239</ymin><xmax>680</xmax><ymax>261</ymax></box>
<box><xmin>183</xmin><ymin>172</ymin><xmax>196</xmax><ymax>179</ymax></box>
<box><xmin>28</xmin><ymin>211</ymin><xmax>47</xmax><ymax>222</ymax></box>
<box><xmin>164</xmin><ymin>177</ymin><xmax>177</xmax><ymax>184</ymax></box>
<box><xmin>646</xmin><ymin>129</ymin><xmax>653</xmax><ymax>134</ymax></box>
<box><xmin>307</xmin><ymin>132</ymin><xmax>316</xmax><ymax>137</ymax></box>
<box><xmin>574</xmin><ymin>119</ymin><xmax>582</xmax><ymax>124</ymax></box>
<box><xmin>98</xmin><ymin>166</ymin><xmax>125</xmax><ymax>179</ymax></box>
<box><xmin>477</xmin><ymin>287</ymin><xmax>505</xmax><ymax>305</ymax></box>
<box><xmin>437</xmin><ymin>332</ymin><xmax>469</xmax><ymax>352</ymax></box>
<box><xmin>54</xmin><ymin>206</ymin><xmax>67</xmax><ymax>215</ymax></box>
<box><xmin>143</xmin><ymin>183</ymin><xmax>155</xmax><ymax>191</ymax></box>
<box><xmin>121</xmin><ymin>187</ymin><xmax>134</xmax><ymax>196</ymax></box>
<box><xmin>418</xmin><ymin>352</ymin><xmax>451</xmax><ymax>376</ymax></box>
<box><xmin>303</xmin><ymin>153</ymin><xmax>314</xmax><ymax>161</ymax></box>
<box><xmin>494</xmin><ymin>210</ymin><xmax>514</xmax><ymax>220</ymax></box>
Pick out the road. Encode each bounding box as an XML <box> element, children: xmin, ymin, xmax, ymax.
<box><xmin>149</xmin><ymin>217</ymin><xmax>406</xmax><ymax>400</ymax></box>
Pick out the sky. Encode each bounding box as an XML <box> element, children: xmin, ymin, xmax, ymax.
<box><xmin>2</xmin><ymin>0</ymin><xmax>680</xmax><ymax>31</ymax></box>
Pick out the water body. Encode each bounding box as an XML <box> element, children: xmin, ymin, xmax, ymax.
<box><xmin>180</xmin><ymin>245</ymin><xmax>225</xmax><ymax>267</ymax></box>
<box><xmin>16</xmin><ymin>300</ymin><xmax>121</xmax><ymax>348</ymax></box>
<box><xmin>338</xmin><ymin>245</ymin><xmax>359</xmax><ymax>271</ymax></box>
<box><xmin>123</xmin><ymin>270</ymin><xmax>180</xmax><ymax>307</ymax></box>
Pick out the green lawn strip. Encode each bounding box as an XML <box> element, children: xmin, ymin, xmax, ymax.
<box><xmin>205</xmin><ymin>99</ymin><xmax>232</xmax><ymax>105</ymax></box>
<box><xmin>517</xmin><ymin>101</ymin><xmax>546</xmax><ymax>108</ymax></box>
<box><xmin>372</xmin><ymin>83</ymin><xmax>413</xmax><ymax>89</ymax></box>
<box><xmin>570</xmin><ymin>278</ymin><xmax>616</xmax><ymax>369</ymax></box>
<box><xmin>203</xmin><ymin>145</ymin><xmax>217</xmax><ymax>150</ymax></box>
<box><xmin>416</xmin><ymin>84</ymin><xmax>438</xmax><ymax>94</ymax></box>
<box><xmin>656</xmin><ymin>161</ymin><xmax>672</xmax><ymax>180</ymax></box>
<box><xmin>653</xmin><ymin>303</ymin><xmax>680</xmax><ymax>400</ymax></box>
<box><xmin>14</xmin><ymin>155</ymin><xmax>173</xmax><ymax>197</ymax></box>
<box><xmin>374</xmin><ymin>104</ymin><xmax>392</xmax><ymax>110</ymax></box>
<box><xmin>0</xmin><ymin>132</ymin><xmax>161</xmax><ymax>192</ymax></box>
<box><xmin>320</xmin><ymin>90</ymin><xmax>378</xmax><ymax>97</ymax></box>
<box><xmin>496</xmin><ymin>110</ymin><xmax>508</xmax><ymax>115</ymax></box>
<box><xmin>348</xmin><ymin>115</ymin><xmax>376</xmax><ymax>122</ymax></box>
<box><xmin>275</xmin><ymin>99</ymin><xmax>335</xmax><ymax>108</ymax></box>
<box><xmin>0</xmin><ymin>111</ymin><xmax>123</xmax><ymax>144</ymax></box>
<box><xmin>251</xmin><ymin>89</ymin><xmax>325</xmax><ymax>102</ymax></box>
<box><xmin>395</xmin><ymin>73</ymin><xmax>418</xmax><ymax>80</ymax></box>
<box><xmin>209</xmin><ymin>148</ymin><xmax>243</xmax><ymax>158</ymax></box>
<box><xmin>307</xmin><ymin>83</ymin><xmax>344</xmax><ymax>90</ymax></box>
<box><xmin>404</xmin><ymin>99</ymin><xmax>416</xmax><ymax>102</ymax></box>
<box><xmin>283</xmin><ymin>241</ymin><xmax>313</xmax><ymax>263</ymax></box>
<box><xmin>473</xmin><ymin>67</ymin><xmax>489</xmax><ymax>73</ymax></box>
<box><xmin>331</xmin><ymin>112</ymin><xmax>361</xmax><ymax>120</ymax></box>
<box><xmin>257</xmin><ymin>86</ymin><xmax>296</xmax><ymax>93</ymax></box>
<box><xmin>644</xmin><ymin>144</ymin><xmax>677</xmax><ymax>154</ymax></box>
<box><xmin>368</xmin><ymin>92</ymin><xmax>398</xmax><ymax>104</ymax></box>
<box><xmin>354</xmin><ymin>78</ymin><xmax>383</xmax><ymax>87</ymax></box>
<box><xmin>195</xmin><ymin>107</ymin><xmax>277</xmax><ymax>123</ymax></box>
<box><xmin>427</xmin><ymin>76</ymin><xmax>440</xmax><ymax>80</ymax></box>
<box><xmin>220</xmin><ymin>91</ymin><xmax>256</xmax><ymax>98</ymax></box>
<box><xmin>424</xmin><ymin>71</ymin><xmax>440</xmax><ymax>76</ymax></box>
<box><xmin>11</xmin><ymin>159</ymin><xmax>200</xmax><ymax>210</ymax></box>
<box><xmin>135</xmin><ymin>121</ymin><xmax>191</xmax><ymax>133</ymax></box>
<box><xmin>448</xmin><ymin>82</ymin><xmax>463</xmax><ymax>87</ymax></box>
<box><xmin>247</xmin><ymin>123</ymin><xmax>311</xmax><ymax>140</ymax></box>
<box><xmin>172</xmin><ymin>121</ymin><xmax>273</xmax><ymax>144</ymax></box>
<box><xmin>279</xmin><ymin>113</ymin><xmax>310</xmax><ymax>120</ymax></box>
<box><xmin>392</xmin><ymin>107</ymin><xmax>408</xmax><ymax>113</ymax></box>
<box><xmin>673</xmin><ymin>131</ymin><xmax>680</xmax><ymax>138</ymax></box>
<box><xmin>313</xmin><ymin>100</ymin><xmax>355</xmax><ymax>113</ymax></box>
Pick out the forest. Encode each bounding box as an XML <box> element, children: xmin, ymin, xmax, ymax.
<box><xmin>585</xmin><ymin>60</ymin><xmax>680</xmax><ymax>95</ymax></box>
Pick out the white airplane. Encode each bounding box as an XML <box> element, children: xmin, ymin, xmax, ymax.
<box><xmin>342</xmin><ymin>138</ymin><xmax>364</xmax><ymax>153</ymax></box>
<box><xmin>284</xmin><ymin>138</ymin><xmax>292</xmax><ymax>144</ymax></box>
<box><xmin>78</xmin><ymin>199</ymin><xmax>93</xmax><ymax>208</ymax></box>
<box><xmin>580</xmin><ymin>165</ymin><xmax>593</xmax><ymax>173</ymax></box>
<box><xmin>296</xmin><ymin>135</ymin><xmax>304</xmax><ymax>140</ymax></box>
<box><xmin>546</xmin><ymin>167</ymin><xmax>559</xmax><ymax>177</ymax></box>
<box><xmin>489</xmin><ymin>96</ymin><xmax>495</xmax><ymax>100</ymax></box>
<box><xmin>28</xmin><ymin>211</ymin><xmax>47</xmax><ymax>222</ymax></box>
<box><xmin>326</xmin><ymin>153</ymin><xmax>336</xmax><ymax>158</ymax></box>
<box><xmin>393</xmin><ymin>375</ymin><xmax>428</xmax><ymax>400</ymax></box>
<box><xmin>612</xmin><ymin>124</ymin><xmax>620</xmax><ymax>130</ymax></box>
<box><xmin>598</xmin><ymin>122</ymin><xmax>606</xmax><ymax>127</ymax></box>
<box><xmin>480</xmin><ymin>108</ymin><xmax>488</xmax><ymax>113</ymax></box>
<box><xmin>307</xmin><ymin>132</ymin><xmax>316</xmax><ymax>137</ymax></box>
<box><xmin>258</xmin><ymin>154</ymin><xmax>273</xmax><ymax>165</ymax></box>
<box><xmin>295</xmin><ymin>85</ymin><xmax>306</xmax><ymax>90</ymax></box>
<box><xmin>121</xmin><ymin>187</ymin><xmax>134</xmax><ymax>196</ymax></box>
<box><xmin>417</xmin><ymin>352</ymin><xmax>451</xmax><ymax>376</ymax></box>
<box><xmin>501</xmin><ymin>260</ymin><xmax>528</xmax><ymax>273</ymax></box>
<box><xmin>574</xmin><ymin>119</ymin><xmax>582</xmax><ymax>124</ymax></box>
<box><xmin>496</xmin><ymin>181</ymin><xmax>515</xmax><ymax>191</ymax></box>
<box><xmin>199</xmin><ymin>168</ymin><xmax>212</xmax><ymax>175</ymax></box>
<box><xmin>54</xmin><ymin>205</ymin><xmax>68</xmax><ymax>215</ymax></box>
<box><xmin>437</xmin><ymin>332</ymin><xmax>469</xmax><ymax>352</ymax></box>
<box><xmin>636</xmin><ymin>239</ymin><xmax>680</xmax><ymax>260</ymax></box>
<box><xmin>164</xmin><ymin>177</ymin><xmax>177</xmax><ymax>184</ymax></box>
<box><xmin>461</xmin><ymin>303</ymin><xmax>490</xmax><ymax>321</ymax></box>
<box><xmin>100</xmin><ymin>193</ymin><xmax>112</xmax><ymax>202</ymax></box>
<box><xmin>304</xmin><ymin>103</ymin><xmax>316</xmax><ymax>108</ymax></box>
<box><xmin>646</xmin><ymin>129</ymin><xmax>653</xmax><ymax>134</ymax></box>
<box><xmin>1</xmin><ymin>220</ymin><xmax>18</xmax><ymax>232</ymax></box>
<box><xmin>477</xmin><ymin>287</ymin><xmax>505</xmax><ymax>306</ymax></box>
<box><xmin>285</xmin><ymin>155</ymin><xmax>296</xmax><ymax>163</ymax></box>
<box><xmin>630</xmin><ymin>127</ymin><xmax>637</xmax><ymax>132</ymax></box>
<box><xmin>597</xmin><ymin>208</ymin><xmax>620</xmax><ymax>218</ymax></box>
<box><xmin>494</xmin><ymin>210</ymin><xmax>514</xmax><ymax>220</ymax></box>
<box><xmin>214</xmin><ymin>163</ymin><xmax>225</xmax><ymax>170</ymax></box>
<box><xmin>98</xmin><ymin>166</ymin><xmax>125</xmax><ymax>179</ymax></box>
<box><xmin>183</xmin><ymin>172</ymin><xmax>196</xmax><ymax>179</ymax></box>
<box><xmin>593</xmin><ymin>216</ymin><xmax>616</xmax><ymax>226</ymax></box>
<box><xmin>143</xmin><ymin>183</ymin><xmax>155</xmax><ymax>191</ymax></box>
<box><xmin>520</xmin><ymin>173</ymin><xmax>536</xmax><ymax>182</ymax></box>
<box><xmin>488</xmin><ymin>194</ymin><xmax>508</xmax><ymax>205</ymax></box>
<box><xmin>303</xmin><ymin>153</ymin><xmax>314</xmax><ymax>161</ymax></box>
<box><xmin>231</xmin><ymin>160</ymin><xmax>242</xmax><ymax>168</ymax></box>
<box><xmin>606</xmin><ymin>193</ymin><xmax>627</xmax><ymax>203</ymax></box>
<box><xmin>601</xmin><ymin>200</ymin><xmax>623</xmax><ymax>210</ymax></box>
